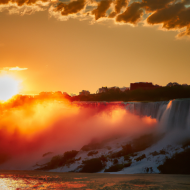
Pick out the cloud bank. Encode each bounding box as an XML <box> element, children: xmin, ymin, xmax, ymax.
<box><xmin>1</xmin><ymin>0</ymin><xmax>190</xmax><ymax>38</ymax></box>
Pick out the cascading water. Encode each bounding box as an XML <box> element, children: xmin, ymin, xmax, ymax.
<box><xmin>74</xmin><ymin>99</ymin><xmax>190</xmax><ymax>131</ymax></box>
<box><xmin>124</xmin><ymin>101</ymin><xmax>168</xmax><ymax>119</ymax></box>
<box><xmin>125</xmin><ymin>99</ymin><xmax>190</xmax><ymax>131</ymax></box>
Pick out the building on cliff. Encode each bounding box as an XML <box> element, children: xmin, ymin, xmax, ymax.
<box><xmin>130</xmin><ymin>82</ymin><xmax>162</xmax><ymax>90</ymax></box>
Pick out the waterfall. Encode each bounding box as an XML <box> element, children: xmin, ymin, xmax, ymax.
<box><xmin>73</xmin><ymin>99</ymin><xmax>190</xmax><ymax>130</ymax></box>
<box><xmin>124</xmin><ymin>101</ymin><xmax>168</xmax><ymax>119</ymax></box>
<box><xmin>125</xmin><ymin>99</ymin><xmax>190</xmax><ymax>130</ymax></box>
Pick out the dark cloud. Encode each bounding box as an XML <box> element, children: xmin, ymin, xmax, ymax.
<box><xmin>147</xmin><ymin>3</ymin><xmax>184</xmax><ymax>25</ymax></box>
<box><xmin>109</xmin><ymin>0</ymin><xmax>128</xmax><ymax>18</ymax></box>
<box><xmin>0</xmin><ymin>0</ymin><xmax>10</xmax><ymax>4</ymax></box>
<box><xmin>54</xmin><ymin>0</ymin><xmax>86</xmax><ymax>16</ymax></box>
<box><xmin>109</xmin><ymin>11</ymin><xmax>117</xmax><ymax>18</ymax></box>
<box><xmin>115</xmin><ymin>0</ymin><xmax>175</xmax><ymax>24</ymax></box>
<box><xmin>142</xmin><ymin>0</ymin><xmax>174</xmax><ymax>12</ymax></box>
<box><xmin>147</xmin><ymin>2</ymin><xmax>190</xmax><ymax>37</ymax></box>
<box><xmin>92</xmin><ymin>0</ymin><xmax>112</xmax><ymax>20</ymax></box>
<box><xmin>54</xmin><ymin>2</ymin><xmax>65</xmax><ymax>11</ymax></box>
<box><xmin>115</xmin><ymin>0</ymin><xmax>128</xmax><ymax>13</ymax></box>
<box><xmin>116</xmin><ymin>2</ymin><xmax>143</xmax><ymax>24</ymax></box>
<box><xmin>113</xmin><ymin>0</ymin><xmax>190</xmax><ymax>37</ymax></box>
<box><xmin>1</xmin><ymin>0</ymin><xmax>190</xmax><ymax>37</ymax></box>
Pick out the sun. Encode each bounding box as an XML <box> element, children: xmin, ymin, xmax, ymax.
<box><xmin>0</xmin><ymin>75</ymin><xmax>20</xmax><ymax>101</ymax></box>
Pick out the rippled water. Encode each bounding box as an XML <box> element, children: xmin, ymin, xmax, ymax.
<box><xmin>0</xmin><ymin>174</ymin><xmax>87</xmax><ymax>190</ymax></box>
<box><xmin>0</xmin><ymin>170</ymin><xmax>190</xmax><ymax>190</ymax></box>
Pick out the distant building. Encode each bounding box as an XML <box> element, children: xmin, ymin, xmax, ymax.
<box><xmin>166</xmin><ymin>82</ymin><xmax>180</xmax><ymax>87</ymax></box>
<box><xmin>119</xmin><ymin>87</ymin><xmax>129</xmax><ymax>92</ymax></box>
<box><xmin>79</xmin><ymin>90</ymin><xmax>90</xmax><ymax>96</ymax></box>
<box><xmin>130</xmin><ymin>82</ymin><xmax>162</xmax><ymax>90</ymax></box>
<box><xmin>97</xmin><ymin>86</ymin><xmax>129</xmax><ymax>93</ymax></box>
<box><xmin>97</xmin><ymin>87</ymin><xmax>108</xmax><ymax>93</ymax></box>
<box><xmin>166</xmin><ymin>82</ymin><xmax>173</xmax><ymax>87</ymax></box>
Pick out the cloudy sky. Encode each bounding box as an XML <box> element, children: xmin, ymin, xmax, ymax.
<box><xmin>0</xmin><ymin>0</ymin><xmax>190</xmax><ymax>94</ymax></box>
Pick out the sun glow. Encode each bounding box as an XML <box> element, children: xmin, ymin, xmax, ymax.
<box><xmin>0</xmin><ymin>75</ymin><xmax>20</xmax><ymax>101</ymax></box>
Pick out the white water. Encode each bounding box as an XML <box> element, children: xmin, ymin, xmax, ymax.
<box><xmin>125</xmin><ymin>99</ymin><xmax>190</xmax><ymax>131</ymax></box>
<box><xmin>43</xmin><ymin>99</ymin><xmax>190</xmax><ymax>173</ymax></box>
<box><xmin>74</xmin><ymin>99</ymin><xmax>190</xmax><ymax>131</ymax></box>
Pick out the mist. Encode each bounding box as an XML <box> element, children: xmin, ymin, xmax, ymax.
<box><xmin>0</xmin><ymin>99</ymin><xmax>157</xmax><ymax>169</ymax></box>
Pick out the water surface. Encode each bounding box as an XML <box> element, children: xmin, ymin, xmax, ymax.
<box><xmin>0</xmin><ymin>170</ymin><xmax>190</xmax><ymax>189</ymax></box>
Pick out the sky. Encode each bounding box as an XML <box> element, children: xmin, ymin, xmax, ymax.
<box><xmin>0</xmin><ymin>0</ymin><xmax>190</xmax><ymax>95</ymax></box>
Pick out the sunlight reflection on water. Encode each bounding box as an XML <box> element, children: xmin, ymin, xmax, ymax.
<box><xmin>0</xmin><ymin>175</ymin><xmax>87</xmax><ymax>190</ymax></box>
<box><xmin>0</xmin><ymin>172</ymin><xmax>190</xmax><ymax>190</ymax></box>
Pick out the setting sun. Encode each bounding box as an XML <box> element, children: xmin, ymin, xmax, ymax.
<box><xmin>0</xmin><ymin>75</ymin><xmax>20</xmax><ymax>101</ymax></box>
